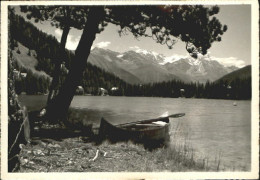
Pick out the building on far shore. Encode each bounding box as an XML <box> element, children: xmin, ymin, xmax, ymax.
<box><xmin>13</xmin><ymin>69</ymin><xmax>20</xmax><ymax>79</ymax></box>
<box><xmin>180</xmin><ymin>88</ymin><xmax>185</xmax><ymax>98</ymax></box>
<box><xmin>20</xmin><ymin>73</ymin><xmax>27</xmax><ymax>78</ymax></box>
<box><xmin>98</xmin><ymin>87</ymin><xmax>108</xmax><ymax>96</ymax></box>
<box><xmin>111</xmin><ymin>87</ymin><xmax>118</xmax><ymax>91</ymax></box>
<box><xmin>75</xmin><ymin>86</ymin><xmax>84</xmax><ymax>95</ymax></box>
<box><xmin>13</xmin><ymin>69</ymin><xmax>27</xmax><ymax>80</ymax></box>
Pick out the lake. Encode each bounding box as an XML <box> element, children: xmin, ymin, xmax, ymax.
<box><xmin>18</xmin><ymin>95</ymin><xmax>251</xmax><ymax>171</ymax></box>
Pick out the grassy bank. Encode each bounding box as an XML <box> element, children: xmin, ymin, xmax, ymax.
<box><xmin>18</xmin><ymin>135</ymin><xmax>219</xmax><ymax>172</ymax></box>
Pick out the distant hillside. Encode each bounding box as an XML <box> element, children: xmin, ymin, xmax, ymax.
<box><xmin>211</xmin><ymin>65</ymin><xmax>251</xmax><ymax>100</ymax></box>
<box><xmin>12</xmin><ymin>42</ymin><xmax>50</xmax><ymax>79</ymax></box>
<box><xmin>215</xmin><ymin>65</ymin><xmax>251</xmax><ymax>83</ymax></box>
<box><xmin>10</xmin><ymin>14</ymin><xmax>131</xmax><ymax>95</ymax></box>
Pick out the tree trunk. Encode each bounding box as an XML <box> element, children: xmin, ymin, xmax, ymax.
<box><xmin>46</xmin><ymin>7</ymin><xmax>104</xmax><ymax>123</ymax></box>
<box><xmin>47</xmin><ymin>25</ymin><xmax>70</xmax><ymax>105</ymax></box>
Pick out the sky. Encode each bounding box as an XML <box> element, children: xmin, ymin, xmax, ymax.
<box><xmin>15</xmin><ymin>5</ymin><xmax>251</xmax><ymax>68</ymax></box>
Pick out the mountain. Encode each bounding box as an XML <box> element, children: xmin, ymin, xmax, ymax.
<box><xmin>117</xmin><ymin>50</ymin><xmax>182</xmax><ymax>83</ymax></box>
<box><xmin>88</xmin><ymin>47</ymin><xmax>239</xmax><ymax>84</ymax></box>
<box><xmin>89</xmin><ymin>48</ymin><xmax>182</xmax><ymax>84</ymax></box>
<box><xmin>215</xmin><ymin>65</ymin><xmax>251</xmax><ymax>83</ymax></box>
<box><xmin>88</xmin><ymin>48</ymin><xmax>142</xmax><ymax>84</ymax></box>
<box><xmin>163</xmin><ymin>57</ymin><xmax>238</xmax><ymax>83</ymax></box>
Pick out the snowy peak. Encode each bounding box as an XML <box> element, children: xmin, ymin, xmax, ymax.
<box><xmin>116</xmin><ymin>54</ymin><xmax>124</xmax><ymax>58</ymax></box>
<box><xmin>127</xmin><ymin>46</ymin><xmax>165</xmax><ymax>64</ymax></box>
<box><xmin>160</xmin><ymin>54</ymin><xmax>188</xmax><ymax>65</ymax></box>
<box><xmin>88</xmin><ymin>47</ymin><xmax>240</xmax><ymax>84</ymax></box>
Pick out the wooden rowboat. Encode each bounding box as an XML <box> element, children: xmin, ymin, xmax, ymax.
<box><xmin>98</xmin><ymin>116</ymin><xmax>171</xmax><ymax>147</ymax></box>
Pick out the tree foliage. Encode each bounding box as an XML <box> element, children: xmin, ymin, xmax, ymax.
<box><xmin>103</xmin><ymin>5</ymin><xmax>227</xmax><ymax>58</ymax></box>
<box><xmin>20</xmin><ymin>5</ymin><xmax>227</xmax><ymax>57</ymax></box>
<box><xmin>19</xmin><ymin>5</ymin><xmax>228</xmax><ymax>123</ymax></box>
<box><xmin>20</xmin><ymin>6</ymin><xmax>89</xmax><ymax>30</ymax></box>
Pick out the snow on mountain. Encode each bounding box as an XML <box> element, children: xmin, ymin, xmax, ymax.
<box><xmin>129</xmin><ymin>46</ymin><xmax>165</xmax><ymax>64</ymax></box>
<box><xmin>116</xmin><ymin>54</ymin><xmax>124</xmax><ymax>58</ymax></box>
<box><xmin>88</xmin><ymin>47</ymin><xmax>240</xmax><ymax>84</ymax></box>
<box><xmin>111</xmin><ymin>48</ymin><xmax>181</xmax><ymax>83</ymax></box>
<box><xmin>160</xmin><ymin>54</ymin><xmax>188</xmax><ymax>65</ymax></box>
<box><xmin>162</xmin><ymin>55</ymin><xmax>239</xmax><ymax>83</ymax></box>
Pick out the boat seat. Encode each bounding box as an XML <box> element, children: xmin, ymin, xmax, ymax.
<box><xmin>152</xmin><ymin>121</ymin><xmax>167</xmax><ymax>126</ymax></box>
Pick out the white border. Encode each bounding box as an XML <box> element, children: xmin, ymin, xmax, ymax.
<box><xmin>1</xmin><ymin>1</ymin><xmax>259</xmax><ymax>179</ymax></box>
<box><xmin>1</xmin><ymin>0</ymin><xmax>9</xmax><ymax>177</ymax></box>
<box><xmin>0</xmin><ymin>0</ymin><xmax>257</xmax><ymax>5</ymax></box>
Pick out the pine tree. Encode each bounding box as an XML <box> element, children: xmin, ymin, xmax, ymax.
<box><xmin>20</xmin><ymin>5</ymin><xmax>227</xmax><ymax>123</ymax></box>
<box><xmin>20</xmin><ymin>6</ymin><xmax>89</xmax><ymax>104</ymax></box>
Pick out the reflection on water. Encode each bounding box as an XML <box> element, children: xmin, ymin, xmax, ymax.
<box><xmin>19</xmin><ymin>95</ymin><xmax>251</xmax><ymax>171</ymax></box>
